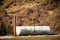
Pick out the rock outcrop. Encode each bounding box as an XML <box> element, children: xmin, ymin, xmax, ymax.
<box><xmin>0</xmin><ymin>0</ymin><xmax>60</xmax><ymax>35</ymax></box>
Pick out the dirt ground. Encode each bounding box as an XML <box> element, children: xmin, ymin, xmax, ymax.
<box><xmin>0</xmin><ymin>35</ymin><xmax>60</xmax><ymax>40</ymax></box>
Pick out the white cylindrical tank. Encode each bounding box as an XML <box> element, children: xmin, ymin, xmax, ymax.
<box><xmin>16</xmin><ymin>26</ymin><xmax>50</xmax><ymax>36</ymax></box>
<box><xmin>35</xmin><ymin>26</ymin><xmax>50</xmax><ymax>34</ymax></box>
<box><xmin>16</xmin><ymin>26</ymin><xmax>34</xmax><ymax>36</ymax></box>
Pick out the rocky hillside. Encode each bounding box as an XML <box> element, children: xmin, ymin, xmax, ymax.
<box><xmin>0</xmin><ymin>0</ymin><xmax>60</xmax><ymax>35</ymax></box>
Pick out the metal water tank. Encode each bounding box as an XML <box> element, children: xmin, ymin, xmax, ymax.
<box><xmin>35</xmin><ymin>26</ymin><xmax>50</xmax><ymax>34</ymax></box>
<box><xmin>16</xmin><ymin>26</ymin><xmax>34</xmax><ymax>36</ymax></box>
<box><xmin>16</xmin><ymin>26</ymin><xmax>50</xmax><ymax>36</ymax></box>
